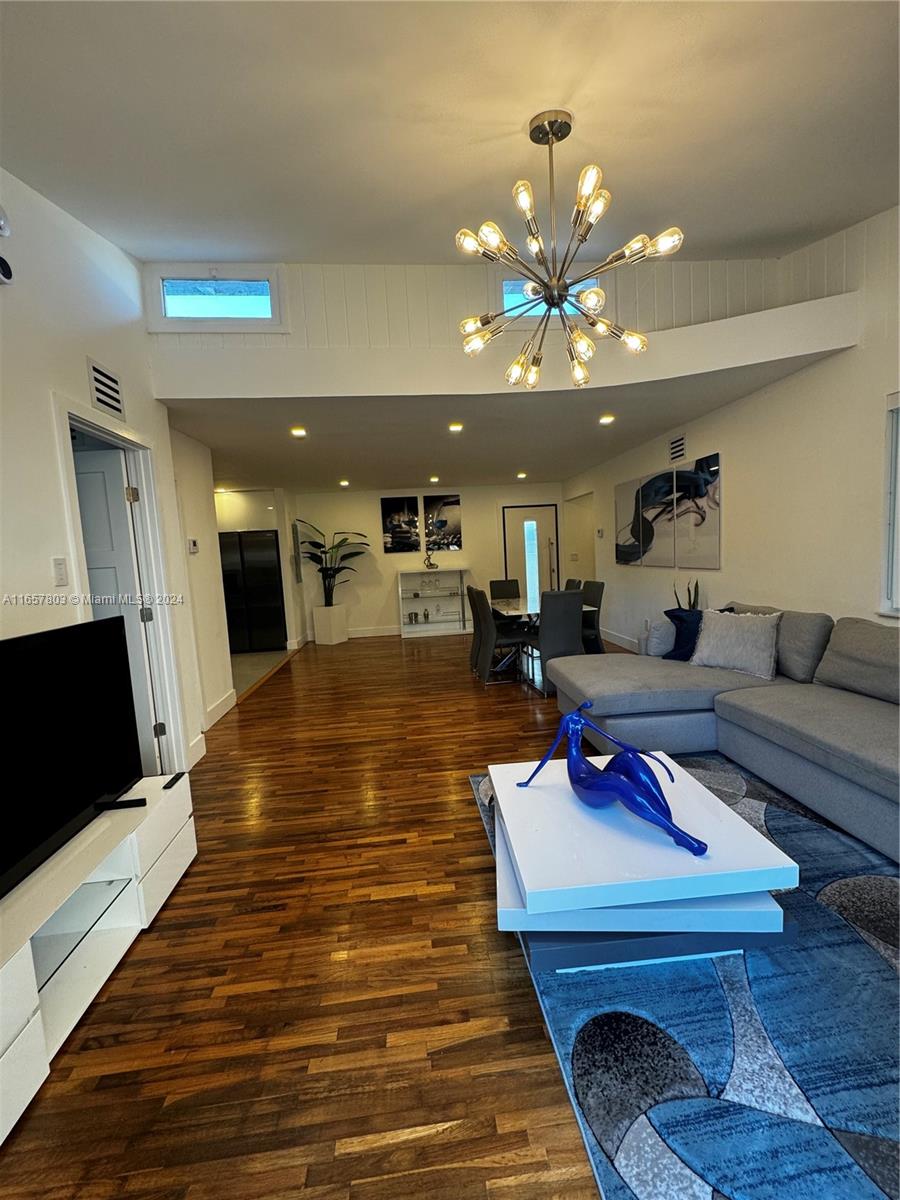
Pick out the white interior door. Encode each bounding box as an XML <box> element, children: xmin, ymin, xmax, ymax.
<box><xmin>503</xmin><ymin>505</ymin><xmax>559</xmax><ymax>611</ymax></box>
<box><xmin>74</xmin><ymin>448</ymin><xmax>160</xmax><ymax>773</ymax></box>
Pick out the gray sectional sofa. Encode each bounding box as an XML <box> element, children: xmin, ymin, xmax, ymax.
<box><xmin>546</xmin><ymin>603</ymin><xmax>900</xmax><ymax>861</ymax></box>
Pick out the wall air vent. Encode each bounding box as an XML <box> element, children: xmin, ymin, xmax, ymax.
<box><xmin>669</xmin><ymin>434</ymin><xmax>686</xmax><ymax>463</ymax></box>
<box><xmin>87</xmin><ymin>358</ymin><xmax>125</xmax><ymax>421</ymax></box>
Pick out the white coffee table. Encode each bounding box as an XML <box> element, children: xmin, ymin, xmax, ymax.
<box><xmin>488</xmin><ymin>753</ymin><xmax>799</xmax><ymax>969</ymax></box>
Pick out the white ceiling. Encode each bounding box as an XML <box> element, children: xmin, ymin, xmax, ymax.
<box><xmin>164</xmin><ymin>353</ymin><xmax>837</xmax><ymax>491</ymax></box>
<box><xmin>1</xmin><ymin>2</ymin><xmax>897</xmax><ymax>264</ymax></box>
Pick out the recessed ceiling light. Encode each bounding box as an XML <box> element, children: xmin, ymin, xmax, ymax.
<box><xmin>290</xmin><ymin>426</ymin><xmax>307</xmax><ymax>438</ymax></box>
<box><xmin>516</xmin><ymin>471</ymin><xmax>527</xmax><ymax>479</ymax></box>
<box><xmin>339</xmin><ymin>479</ymin><xmax>350</xmax><ymax>487</ymax></box>
<box><xmin>214</xmin><ymin>487</ymin><xmax>229</xmax><ymax>494</ymax></box>
<box><xmin>429</xmin><ymin>475</ymin><xmax>440</xmax><ymax>484</ymax></box>
<box><xmin>598</xmin><ymin>414</ymin><xmax>616</xmax><ymax>426</ymax></box>
<box><xmin>448</xmin><ymin>422</ymin><xmax>464</xmax><ymax>433</ymax></box>
<box><xmin>266</xmin><ymin>506</ymin><xmax>275</xmax><ymax>511</ymax></box>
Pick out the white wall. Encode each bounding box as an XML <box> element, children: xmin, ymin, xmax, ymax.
<box><xmin>292</xmin><ymin>483</ymin><xmax>563</xmax><ymax>638</ymax></box>
<box><xmin>564</xmin><ymin>208</ymin><xmax>900</xmax><ymax>648</ymax></box>
<box><xmin>0</xmin><ymin>168</ymin><xmax>207</xmax><ymax>766</ymax></box>
<box><xmin>147</xmin><ymin>247</ymin><xmax>862</xmax><ymax>402</ymax></box>
<box><xmin>170</xmin><ymin>430</ymin><xmax>235</xmax><ymax>727</ymax></box>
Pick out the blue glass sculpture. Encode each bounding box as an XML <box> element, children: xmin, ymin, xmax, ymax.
<box><xmin>517</xmin><ymin>701</ymin><xmax>708</xmax><ymax>856</ymax></box>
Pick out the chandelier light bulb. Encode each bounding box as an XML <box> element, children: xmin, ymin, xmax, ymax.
<box><xmin>512</xmin><ymin>180</ymin><xmax>536</xmax><ymax>220</ymax></box>
<box><xmin>571</xmin><ymin>329</ymin><xmax>595</xmax><ymax>363</ymax></box>
<box><xmin>621</xmin><ymin>330</ymin><xmax>649</xmax><ymax>354</ymax></box>
<box><xmin>569</xmin><ymin>357</ymin><xmax>590</xmax><ymax>388</ymax></box>
<box><xmin>648</xmin><ymin>227</ymin><xmax>685</xmax><ymax>257</ymax></box>
<box><xmin>523</xmin><ymin>280</ymin><xmax>543</xmax><ymax>300</ymax></box>
<box><xmin>577</xmin><ymin>287</ymin><xmax>606</xmax><ymax>313</ymax></box>
<box><xmin>591</xmin><ymin>317</ymin><xmax>612</xmax><ymax>336</ymax></box>
<box><xmin>463</xmin><ymin>330</ymin><xmax>493</xmax><ymax>356</ymax></box>
<box><xmin>575</xmin><ymin>164</ymin><xmax>603</xmax><ymax>211</ymax></box>
<box><xmin>622</xmin><ymin>234</ymin><xmax>651</xmax><ymax>260</ymax></box>
<box><xmin>585</xmin><ymin>189</ymin><xmax>611</xmax><ymax>227</ymax></box>
<box><xmin>477</xmin><ymin>220</ymin><xmax>510</xmax><ymax>255</ymax></box>
<box><xmin>526</xmin><ymin>234</ymin><xmax>544</xmax><ymax>259</ymax></box>
<box><xmin>523</xmin><ymin>352</ymin><xmax>543</xmax><ymax>390</ymax></box>
<box><xmin>459</xmin><ymin>312</ymin><xmax>492</xmax><ymax>335</ymax></box>
<box><xmin>455</xmin><ymin>228</ymin><xmax>481</xmax><ymax>255</ymax></box>
<box><xmin>505</xmin><ymin>354</ymin><xmax>528</xmax><ymax>386</ymax></box>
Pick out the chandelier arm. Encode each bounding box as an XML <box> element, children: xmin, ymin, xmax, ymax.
<box><xmin>569</xmin><ymin>256</ymin><xmax>636</xmax><ymax>288</ymax></box>
<box><xmin>502</xmin><ymin>256</ymin><xmax>550</xmax><ymax>288</ymax></box>
<box><xmin>495</xmin><ymin>298</ymin><xmax>545</xmax><ymax>335</ymax></box>
<box><xmin>534</xmin><ymin>308</ymin><xmax>552</xmax><ymax>354</ymax></box>
<box><xmin>558</xmin><ymin>225</ymin><xmax>582</xmax><ymax>280</ymax></box>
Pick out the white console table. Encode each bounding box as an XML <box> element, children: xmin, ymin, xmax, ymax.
<box><xmin>0</xmin><ymin>773</ymin><xmax>196</xmax><ymax>1144</ymax></box>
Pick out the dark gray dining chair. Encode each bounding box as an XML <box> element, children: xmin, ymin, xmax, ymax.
<box><xmin>471</xmin><ymin>587</ymin><xmax>529</xmax><ymax>684</ymax></box>
<box><xmin>582</xmin><ymin>580</ymin><xmax>606</xmax><ymax>654</ymax></box>
<box><xmin>525</xmin><ymin>589</ymin><xmax>585</xmax><ymax>695</ymax></box>
<box><xmin>466</xmin><ymin>584</ymin><xmax>482</xmax><ymax>672</ymax></box>
<box><xmin>564</xmin><ymin>578</ymin><xmax>583</xmax><ymax>590</ymax></box>
<box><xmin>490</xmin><ymin>579</ymin><xmax>520</xmax><ymax>600</ymax></box>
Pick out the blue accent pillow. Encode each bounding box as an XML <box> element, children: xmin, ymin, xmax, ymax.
<box><xmin>662</xmin><ymin>608</ymin><xmax>733</xmax><ymax>662</ymax></box>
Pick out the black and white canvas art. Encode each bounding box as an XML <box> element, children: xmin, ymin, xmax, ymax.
<box><xmin>381</xmin><ymin>496</ymin><xmax>420</xmax><ymax>553</ymax></box>
<box><xmin>424</xmin><ymin>494</ymin><xmax>462</xmax><ymax>552</ymax></box>
<box><xmin>615</xmin><ymin>454</ymin><xmax>720</xmax><ymax>569</ymax></box>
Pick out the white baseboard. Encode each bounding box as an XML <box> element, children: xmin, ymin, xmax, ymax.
<box><xmin>205</xmin><ymin>689</ymin><xmax>236</xmax><ymax>729</ymax></box>
<box><xmin>601</xmin><ymin>627</ymin><xmax>639</xmax><ymax>652</ymax></box>
<box><xmin>349</xmin><ymin>625</ymin><xmax>401</xmax><ymax>638</ymax></box>
<box><xmin>187</xmin><ymin>732</ymin><xmax>207</xmax><ymax>768</ymax></box>
<box><xmin>286</xmin><ymin>637</ymin><xmax>305</xmax><ymax>650</ymax></box>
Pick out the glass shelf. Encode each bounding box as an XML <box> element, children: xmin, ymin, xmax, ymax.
<box><xmin>398</xmin><ymin>567</ymin><xmax>468</xmax><ymax>639</ymax></box>
<box><xmin>31</xmin><ymin>878</ymin><xmax>131</xmax><ymax>991</ymax></box>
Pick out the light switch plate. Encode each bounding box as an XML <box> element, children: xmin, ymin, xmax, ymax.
<box><xmin>187</xmin><ymin>538</ymin><xmax>199</xmax><ymax>555</ymax></box>
<box><xmin>51</xmin><ymin>556</ymin><xmax>68</xmax><ymax>587</ymax></box>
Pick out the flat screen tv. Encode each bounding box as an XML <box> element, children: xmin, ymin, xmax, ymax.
<box><xmin>0</xmin><ymin>616</ymin><xmax>144</xmax><ymax>900</ymax></box>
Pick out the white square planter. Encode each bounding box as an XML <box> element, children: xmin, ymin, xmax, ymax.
<box><xmin>313</xmin><ymin>604</ymin><xmax>348</xmax><ymax>645</ymax></box>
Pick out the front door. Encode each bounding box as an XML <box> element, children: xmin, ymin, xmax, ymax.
<box><xmin>502</xmin><ymin>505</ymin><xmax>560</xmax><ymax>612</ymax></box>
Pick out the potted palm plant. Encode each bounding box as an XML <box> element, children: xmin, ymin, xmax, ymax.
<box><xmin>296</xmin><ymin>520</ymin><xmax>369</xmax><ymax>645</ymax></box>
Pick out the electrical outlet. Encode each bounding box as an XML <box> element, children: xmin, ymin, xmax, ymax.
<box><xmin>570</xmin><ymin>552</ymin><xmax>579</xmax><ymax>562</ymax></box>
<box><xmin>51</xmin><ymin>556</ymin><xmax>68</xmax><ymax>587</ymax></box>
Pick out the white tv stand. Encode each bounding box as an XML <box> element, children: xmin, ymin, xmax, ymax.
<box><xmin>0</xmin><ymin>774</ymin><xmax>196</xmax><ymax>1144</ymax></box>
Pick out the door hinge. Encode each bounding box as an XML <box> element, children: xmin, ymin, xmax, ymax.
<box><xmin>125</xmin><ymin>485</ymin><xmax>140</xmax><ymax>503</ymax></box>
<box><xmin>152</xmin><ymin>722</ymin><xmax>167</xmax><ymax>738</ymax></box>
<box><xmin>139</xmin><ymin>606</ymin><xmax>153</xmax><ymax>623</ymax></box>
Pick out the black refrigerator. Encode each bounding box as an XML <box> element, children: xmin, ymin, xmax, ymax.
<box><xmin>219</xmin><ymin>530</ymin><xmax>287</xmax><ymax>653</ymax></box>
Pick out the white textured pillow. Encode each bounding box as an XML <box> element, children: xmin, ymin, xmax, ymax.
<box><xmin>690</xmin><ymin>609</ymin><xmax>782</xmax><ymax>679</ymax></box>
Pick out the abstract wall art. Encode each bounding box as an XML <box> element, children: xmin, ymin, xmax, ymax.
<box><xmin>424</xmin><ymin>494</ymin><xmax>462</xmax><ymax>552</ymax></box>
<box><xmin>380</xmin><ymin>496</ymin><xmax>420</xmax><ymax>553</ymax></box>
<box><xmin>615</xmin><ymin>454</ymin><xmax>721</xmax><ymax>569</ymax></box>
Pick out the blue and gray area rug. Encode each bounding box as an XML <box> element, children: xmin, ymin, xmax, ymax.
<box><xmin>471</xmin><ymin>755</ymin><xmax>899</xmax><ymax>1200</ymax></box>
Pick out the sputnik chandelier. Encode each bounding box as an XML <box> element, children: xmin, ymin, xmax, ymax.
<box><xmin>454</xmin><ymin>110</ymin><xmax>684</xmax><ymax>390</ymax></box>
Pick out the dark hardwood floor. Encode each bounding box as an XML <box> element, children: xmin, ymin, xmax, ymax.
<box><xmin>0</xmin><ymin>636</ymin><xmax>626</xmax><ymax>1199</ymax></box>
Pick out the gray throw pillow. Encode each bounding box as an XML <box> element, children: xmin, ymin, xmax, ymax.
<box><xmin>646</xmin><ymin>618</ymin><xmax>676</xmax><ymax>657</ymax></box>
<box><xmin>691</xmin><ymin>609</ymin><xmax>782</xmax><ymax>679</ymax></box>
<box><xmin>814</xmin><ymin>617</ymin><xmax>900</xmax><ymax>704</ymax></box>
<box><xmin>726</xmin><ymin>601</ymin><xmax>834</xmax><ymax>682</ymax></box>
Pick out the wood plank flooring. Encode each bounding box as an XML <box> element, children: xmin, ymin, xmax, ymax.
<box><xmin>0</xmin><ymin>636</ymin><xmax>626</xmax><ymax>1199</ymax></box>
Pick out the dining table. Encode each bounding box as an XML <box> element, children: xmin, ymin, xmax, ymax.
<box><xmin>491</xmin><ymin>597</ymin><xmax>598</xmax><ymax>620</ymax></box>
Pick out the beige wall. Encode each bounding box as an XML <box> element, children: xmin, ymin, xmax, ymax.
<box><xmin>292</xmin><ymin>483</ymin><xmax>563</xmax><ymax>638</ymax></box>
<box><xmin>170</xmin><ymin>430</ymin><xmax>235</xmax><ymax>727</ymax></box>
<box><xmin>0</xmin><ymin>169</ymin><xmax>207</xmax><ymax>765</ymax></box>
<box><xmin>564</xmin><ymin>208</ymin><xmax>900</xmax><ymax>648</ymax></box>
<box><xmin>563</xmin><ymin>492</ymin><xmax>597</xmax><ymax>582</ymax></box>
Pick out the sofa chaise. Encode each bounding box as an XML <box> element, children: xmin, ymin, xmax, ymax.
<box><xmin>546</xmin><ymin>603</ymin><xmax>900</xmax><ymax>861</ymax></box>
